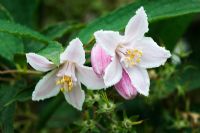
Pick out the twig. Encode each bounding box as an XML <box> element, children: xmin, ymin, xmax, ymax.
<box><xmin>96</xmin><ymin>122</ymin><xmax>107</xmax><ymax>131</ymax></box>
<box><xmin>0</xmin><ymin>77</ymin><xmax>14</xmax><ymax>82</ymax></box>
<box><xmin>0</xmin><ymin>70</ymin><xmax>42</xmax><ymax>75</ymax></box>
<box><xmin>85</xmin><ymin>50</ymin><xmax>91</xmax><ymax>54</ymax></box>
<box><xmin>83</xmin><ymin>37</ymin><xmax>95</xmax><ymax>49</ymax></box>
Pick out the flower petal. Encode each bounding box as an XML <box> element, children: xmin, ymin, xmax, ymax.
<box><xmin>104</xmin><ymin>56</ymin><xmax>122</xmax><ymax>87</ymax></box>
<box><xmin>91</xmin><ymin>44</ymin><xmax>112</xmax><ymax>78</ymax></box>
<box><xmin>63</xmin><ymin>82</ymin><xmax>85</xmax><ymax>110</ymax></box>
<box><xmin>124</xmin><ymin>7</ymin><xmax>148</xmax><ymax>43</ymax></box>
<box><xmin>115</xmin><ymin>69</ymin><xmax>137</xmax><ymax>100</ymax></box>
<box><xmin>57</xmin><ymin>63</ymin><xmax>77</xmax><ymax>82</ymax></box>
<box><xmin>60</xmin><ymin>38</ymin><xmax>85</xmax><ymax>65</ymax></box>
<box><xmin>76</xmin><ymin>65</ymin><xmax>106</xmax><ymax>90</ymax></box>
<box><xmin>32</xmin><ymin>69</ymin><xmax>60</xmax><ymax>101</ymax></box>
<box><xmin>26</xmin><ymin>53</ymin><xmax>56</xmax><ymax>72</ymax></box>
<box><xmin>94</xmin><ymin>30</ymin><xmax>122</xmax><ymax>56</ymax></box>
<box><xmin>125</xmin><ymin>67</ymin><xmax>150</xmax><ymax>96</ymax></box>
<box><xmin>134</xmin><ymin>37</ymin><xmax>171</xmax><ymax>68</ymax></box>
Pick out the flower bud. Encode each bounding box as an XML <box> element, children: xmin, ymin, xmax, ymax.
<box><xmin>114</xmin><ymin>70</ymin><xmax>137</xmax><ymax>99</ymax></box>
<box><xmin>91</xmin><ymin>44</ymin><xmax>111</xmax><ymax>77</ymax></box>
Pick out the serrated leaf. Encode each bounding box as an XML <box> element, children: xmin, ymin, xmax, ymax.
<box><xmin>78</xmin><ymin>0</ymin><xmax>200</xmax><ymax>44</ymax></box>
<box><xmin>0</xmin><ymin>32</ymin><xmax>23</xmax><ymax>61</ymax></box>
<box><xmin>0</xmin><ymin>3</ymin><xmax>13</xmax><ymax>21</ymax></box>
<box><xmin>0</xmin><ymin>84</ymin><xmax>18</xmax><ymax>133</ymax></box>
<box><xmin>39</xmin><ymin>41</ymin><xmax>63</xmax><ymax>65</ymax></box>
<box><xmin>0</xmin><ymin>84</ymin><xmax>17</xmax><ymax>111</ymax></box>
<box><xmin>0</xmin><ymin>103</ymin><xmax>15</xmax><ymax>133</ymax></box>
<box><xmin>0</xmin><ymin>20</ymin><xmax>63</xmax><ymax>65</ymax></box>
<box><xmin>43</xmin><ymin>22</ymin><xmax>83</xmax><ymax>40</ymax></box>
<box><xmin>0</xmin><ymin>19</ymin><xmax>50</xmax><ymax>44</ymax></box>
<box><xmin>0</xmin><ymin>0</ymin><xmax>39</xmax><ymax>26</ymax></box>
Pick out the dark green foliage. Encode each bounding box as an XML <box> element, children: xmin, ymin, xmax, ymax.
<box><xmin>78</xmin><ymin>0</ymin><xmax>200</xmax><ymax>44</ymax></box>
<box><xmin>0</xmin><ymin>0</ymin><xmax>200</xmax><ymax>132</ymax></box>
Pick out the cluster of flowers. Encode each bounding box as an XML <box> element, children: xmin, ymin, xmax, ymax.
<box><xmin>26</xmin><ymin>7</ymin><xmax>171</xmax><ymax>110</ymax></box>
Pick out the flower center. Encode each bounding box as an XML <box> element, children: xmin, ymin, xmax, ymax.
<box><xmin>56</xmin><ymin>76</ymin><xmax>73</xmax><ymax>92</ymax></box>
<box><xmin>125</xmin><ymin>49</ymin><xmax>142</xmax><ymax>66</ymax></box>
<box><xmin>117</xmin><ymin>45</ymin><xmax>143</xmax><ymax>67</ymax></box>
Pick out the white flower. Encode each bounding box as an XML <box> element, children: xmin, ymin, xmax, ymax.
<box><xmin>26</xmin><ymin>38</ymin><xmax>105</xmax><ymax>110</ymax></box>
<box><xmin>94</xmin><ymin>7</ymin><xmax>171</xmax><ymax>96</ymax></box>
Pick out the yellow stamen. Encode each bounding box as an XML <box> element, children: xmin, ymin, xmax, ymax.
<box><xmin>56</xmin><ymin>76</ymin><xmax>73</xmax><ymax>92</ymax></box>
<box><xmin>125</xmin><ymin>49</ymin><xmax>142</xmax><ymax>66</ymax></box>
<box><xmin>60</xmin><ymin>88</ymin><xmax>65</xmax><ymax>92</ymax></box>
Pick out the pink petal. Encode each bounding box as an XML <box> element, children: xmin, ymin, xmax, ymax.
<box><xmin>91</xmin><ymin>44</ymin><xmax>111</xmax><ymax>78</ymax></box>
<box><xmin>26</xmin><ymin>53</ymin><xmax>56</xmax><ymax>72</ymax></box>
<box><xmin>115</xmin><ymin>69</ymin><xmax>137</xmax><ymax>99</ymax></box>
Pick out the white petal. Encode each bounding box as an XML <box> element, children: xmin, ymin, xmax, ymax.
<box><xmin>32</xmin><ymin>69</ymin><xmax>60</xmax><ymax>101</ymax></box>
<box><xmin>104</xmin><ymin>56</ymin><xmax>122</xmax><ymax>86</ymax></box>
<box><xmin>124</xmin><ymin>7</ymin><xmax>148</xmax><ymax>42</ymax></box>
<box><xmin>125</xmin><ymin>67</ymin><xmax>150</xmax><ymax>96</ymax></box>
<box><xmin>94</xmin><ymin>30</ymin><xmax>122</xmax><ymax>56</ymax></box>
<box><xmin>63</xmin><ymin>82</ymin><xmax>85</xmax><ymax>110</ymax></box>
<box><xmin>26</xmin><ymin>53</ymin><xmax>56</xmax><ymax>72</ymax></box>
<box><xmin>60</xmin><ymin>38</ymin><xmax>85</xmax><ymax>65</ymax></box>
<box><xmin>57</xmin><ymin>63</ymin><xmax>77</xmax><ymax>82</ymax></box>
<box><xmin>134</xmin><ymin>37</ymin><xmax>171</xmax><ymax>68</ymax></box>
<box><xmin>76</xmin><ymin>65</ymin><xmax>106</xmax><ymax>90</ymax></box>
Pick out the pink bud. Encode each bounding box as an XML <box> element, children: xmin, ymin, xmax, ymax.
<box><xmin>114</xmin><ymin>69</ymin><xmax>137</xmax><ymax>100</ymax></box>
<box><xmin>91</xmin><ymin>44</ymin><xmax>111</xmax><ymax>78</ymax></box>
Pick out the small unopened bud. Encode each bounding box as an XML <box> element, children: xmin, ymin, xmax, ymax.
<box><xmin>115</xmin><ymin>70</ymin><xmax>137</xmax><ymax>99</ymax></box>
<box><xmin>91</xmin><ymin>44</ymin><xmax>111</xmax><ymax>78</ymax></box>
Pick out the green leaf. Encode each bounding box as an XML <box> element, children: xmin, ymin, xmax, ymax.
<box><xmin>1</xmin><ymin>80</ymin><xmax>33</xmax><ymax>107</ymax></box>
<box><xmin>0</xmin><ymin>32</ymin><xmax>23</xmax><ymax>61</ymax></box>
<box><xmin>149</xmin><ymin>14</ymin><xmax>194</xmax><ymax>50</ymax></box>
<box><xmin>4</xmin><ymin>88</ymin><xmax>33</xmax><ymax>106</ymax></box>
<box><xmin>43</xmin><ymin>22</ymin><xmax>84</xmax><ymax>40</ymax></box>
<box><xmin>39</xmin><ymin>41</ymin><xmax>63</xmax><ymax>65</ymax></box>
<box><xmin>0</xmin><ymin>4</ymin><xmax>25</xmax><ymax>63</ymax></box>
<box><xmin>0</xmin><ymin>0</ymin><xmax>39</xmax><ymax>27</ymax></box>
<box><xmin>168</xmin><ymin>68</ymin><xmax>199</xmax><ymax>93</ymax></box>
<box><xmin>0</xmin><ymin>20</ymin><xmax>63</xmax><ymax>64</ymax></box>
<box><xmin>0</xmin><ymin>19</ymin><xmax>51</xmax><ymax>44</ymax></box>
<box><xmin>0</xmin><ymin>84</ymin><xmax>18</xmax><ymax>133</ymax></box>
<box><xmin>180</xmin><ymin>67</ymin><xmax>200</xmax><ymax>92</ymax></box>
<box><xmin>0</xmin><ymin>104</ymin><xmax>15</xmax><ymax>133</ymax></box>
<box><xmin>36</xmin><ymin>95</ymin><xmax>64</xmax><ymax>130</ymax></box>
<box><xmin>0</xmin><ymin>3</ymin><xmax>13</xmax><ymax>21</ymax></box>
<box><xmin>36</xmin><ymin>94</ymin><xmax>80</xmax><ymax>131</ymax></box>
<box><xmin>46</xmin><ymin>103</ymin><xmax>80</xmax><ymax>128</ymax></box>
<box><xmin>78</xmin><ymin>0</ymin><xmax>200</xmax><ymax>44</ymax></box>
<box><xmin>0</xmin><ymin>85</ymin><xmax>17</xmax><ymax>111</ymax></box>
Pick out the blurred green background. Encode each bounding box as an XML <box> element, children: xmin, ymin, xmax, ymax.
<box><xmin>0</xmin><ymin>0</ymin><xmax>200</xmax><ymax>132</ymax></box>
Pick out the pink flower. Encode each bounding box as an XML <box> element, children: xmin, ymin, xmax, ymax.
<box><xmin>91</xmin><ymin>44</ymin><xmax>138</xmax><ymax>99</ymax></box>
<box><xmin>26</xmin><ymin>38</ymin><xmax>105</xmax><ymax>110</ymax></box>
<box><xmin>91</xmin><ymin>44</ymin><xmax>111</xmax><ymax>78</ymax></box>
<box><xmin>114</xmin><ymin>70</ymin><xmax>137</xmax><ymax>99</ymax></box>
<box><xmin>91</xmin><ymin>7</ymin><xmax>171</xmax><ymax>98</ymax></box>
